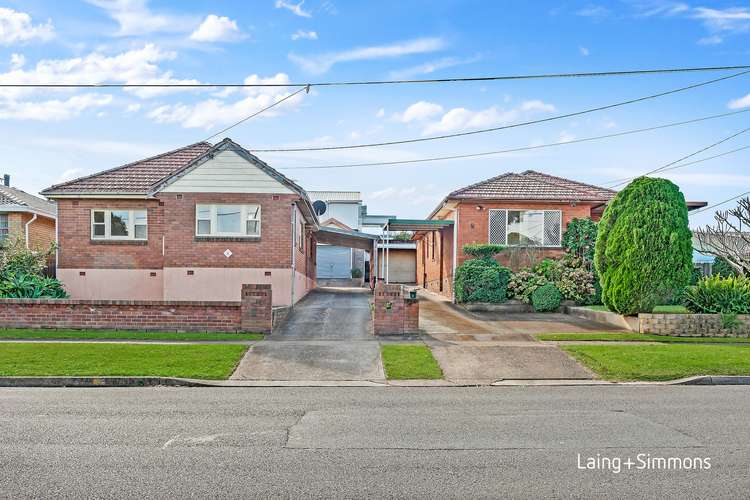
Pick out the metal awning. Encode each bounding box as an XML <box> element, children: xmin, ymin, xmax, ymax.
<box><xmin>384</xmin><ymin>218</ymin><xmax>453</xmax><ymax>232</ymax></box>
<box><xmin>316</xmin><ymin>226</ymin><xmax>379</xmax><ymax>251</ymax></box>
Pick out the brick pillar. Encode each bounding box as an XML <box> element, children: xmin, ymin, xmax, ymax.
<box><xmin>241</xmin><ymin>284</ymin><xmax>272</xmax><ymax>334</ymax></box>
<box><xmin>403</xmin><ymin>296</ymin><xmax>419</xmax><ymax>334</ymax></box>
<box><xmin>373</xmin><ymin>281</ymin><xmax>419</xmax><ymax>335</ymax></box>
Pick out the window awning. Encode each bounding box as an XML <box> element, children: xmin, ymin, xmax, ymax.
<box><xmin>316</xmin><ymin>226</ymin><xmax>379</xmax><ymax>251</ymax></box>
<box><xmin>384</xmin><ymin>218</ymin><xmax>453</xmax><ymax>232</ymax></box>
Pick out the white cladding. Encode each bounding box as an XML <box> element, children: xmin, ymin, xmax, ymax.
<box><xmin>162</xmin><ymin>150</ymin><xmax>294</xmax><ymax>194</ymax></box>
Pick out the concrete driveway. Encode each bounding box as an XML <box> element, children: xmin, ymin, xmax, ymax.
<box><xmin>231</xmin><ymin>288</ymin><xmax>384</xmax><ymax>382</ymax></box>
<box><xmin>419</xmin><ymin>293</ymin><xmax>620</xmax><ymax>383</ymax></box>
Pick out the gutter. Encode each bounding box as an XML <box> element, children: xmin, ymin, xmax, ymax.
<box><xmin>24</xmin><ymin>213</ymin><xmax>37</xmax><ymax>249</ymax></box>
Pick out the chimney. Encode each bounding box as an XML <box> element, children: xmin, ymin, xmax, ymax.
<box><xmin>2</xmin><ymin>174</ymin><xmax>8</xmax><ymax>187</ymax></box>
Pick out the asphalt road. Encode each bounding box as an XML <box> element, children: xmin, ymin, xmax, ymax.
<box><xmin>1</xmin><ymin>386</ymin><xmax>749</xmax><ymax>499</ymax></box>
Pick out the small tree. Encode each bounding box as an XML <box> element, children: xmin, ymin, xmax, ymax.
<box><xmin>454</xmin><ymin>244</ymin><xmax>509</xmax><ymax>303</ymax></box>
<box><xmin>562</xmin><ymin>217</ymin><xmax>598</xmax><ymax>264</ymax></box>
<box><xmin>594</xmin><ymin>177</ymin><xmax>693</xmax><ymax>315</ymax></box>
<box><xmin>694</xmin><ymin>197</ymin><xmax>750</xmax><ymax>276</ymax></box>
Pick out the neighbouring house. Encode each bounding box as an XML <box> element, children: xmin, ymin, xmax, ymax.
<box><xmin>41</xmin><ymin>139</ymin><xmax>322</xmax><ymax>306</ymax></box>
<box><xmin>0</xmin><ymin>174</ymin><xmax>57</xmax><ymax>251</ymax></box>
<box><xmin>415</xmin><ymin>170</ymin><xmax>707</xmax><ymax>299</ymax></box>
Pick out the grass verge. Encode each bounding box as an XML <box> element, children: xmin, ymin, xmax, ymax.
<box><xmin>0</xmin><ymin>329</ymin><xmax>263</xmax><ymax>342</ymax></box>
<box><xmin>563</xmin><ymin>344</ymin><xmax>750</xmax><ymax>381</ymax></box>
<box><xmin>380</xmin><ymin>344</ymin><xmax>443</xmax><ymax>380</ymax></box>
<box><xmin>537</xmin><ymin>332</ymin><xmax>750</xmax><ymax>343</ymax></box>
<box><xmin>0</xmin><ymin>343</ymin><xmax>248</xmax><ymax>379</ymax></box>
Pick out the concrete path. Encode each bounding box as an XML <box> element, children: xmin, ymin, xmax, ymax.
<box><xmin>418</xmin><ymin>291</ymin><xmax>620</xmax><ymax>383</ymax></box>
<box><xmin>231</xmin><ymin>288</ymin><xmax>385</xmax><ymax>382</ymax></box>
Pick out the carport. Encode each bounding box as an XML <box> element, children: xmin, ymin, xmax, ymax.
<box><xmin>315</xmin><ymin>226</ymin><xmax>380</xmax><ymax>286</ymax></box>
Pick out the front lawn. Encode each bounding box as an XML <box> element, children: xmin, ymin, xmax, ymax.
<box><xmin>563</xmin><ymin>344</ymin><xmax>750</xmax><ymax>381</ymax></box>
<box><xmin>0</xmin><ymin>343</ymin><xmax>248</xmax><ymax>379</ymax></box>
<box><xmin>537</xmin><ymin>332</ymin><xmax>750</xmax><ymax>343</ymax></box>
<box><xmin>380</xmin><ymin>344</ymin><xmax>443</xmax><ymax>380</ymax></box>
<box><xmin>0</xmin><ymin>329</ymin><xmax>263</xmax><ymax>342</ymax></box>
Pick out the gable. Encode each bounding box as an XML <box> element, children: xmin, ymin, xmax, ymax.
<box><xmin>160</xmin><ymin>149</ymin><xmax>294</xmax><ymax>194</ymax></box>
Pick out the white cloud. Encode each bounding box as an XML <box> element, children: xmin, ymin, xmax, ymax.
<box><xmin>190</xmin><ymin>14</ymin><xmax>245</xmax><ymax>42</ymax></box>
<box><xmin>0</xmin><ymin>7</ymin><xmax>54</xmax><ymax>45</ymax></box>
<box><xmin>291</xmin><ymin>29</ymin><xmax>318</xmax><ymax>40</ymax></box>
<box><xmin>0</xmin><ymin>94</ymin><xmax>112</xmax><ymax>121</ymax></box>
<box><xmin>693</xmin><ymin>7</ymin><xmax>750</xmax><ymax>33</ymax></box>
<box><xmin>86</xmin><ymin>0</ymin><xmax>197</xmax><ymax>36</ymax></box>
<box><xmin>375</xmin><ymin>108</ymin><xmax>385</xmax><ymax>118</ymax></box>
<box><xmin>125</xmin><ymin>103</ymin><xmax>141</xmax><ymax>112</ymax></box>
<box><xmin>147</xmin><ymin>73</ymin><xmax>304</xmax><ymax>130</ymax></box>
<box><xmin>32</xmin><ymin>136</ymin><xmax>167</xmax><ymax>157</ymax></box>
<box><xmin>558</xmin><ymin>131</ymin><xmax>576</xmax><ymax>143</ymax></box>
<box><xmin>393</xmin><ymin>101</ymin><xmax>443</xmax><ymax>123</ymax></box>
<box><xmin>9</xmin><ymin>53</ymin><xmax>25</xmax><ymax>69</ymax></box>
<box><xmin>579</xmin><ymin>46</ymin><xmax>590</xmax><ymax>56</ymax></box>
<box><xmin>422</xmin><ymin>100</ymin><xmax>556</xmax><ymax>135</ymax></box>
<box><xmin>388</xmin><ymin>54</ymin><xmax>481</xmax><ymax>79</ymax></box>
<box><xmin>728</xmin><ymin>93</ymin><xmax>750</xmax><ymax>109</ymax></box>
<box><xmin>697</xmin><ymin>34</ymin><xmax>723</xmax><ymax>45</ymax></box>
<box><xmin>289</xmin><ymin>37</ymin><xmax>445</xmax><ymax>74</ymax></box>
<box><xmin>57</xmin><ymin>168</ymin><xmax>84</xmax><ymax>183</ymax></box>
<box><xmin>275</xmin><ymin>0</ymin><xmax>312</xmax><ymax>18</ymax></box>
<box><xmin>576</xmin><ymin>5</ymin><xmax>610</xmax><ymax>18</ymax></box>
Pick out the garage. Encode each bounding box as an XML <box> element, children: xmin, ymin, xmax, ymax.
<box><xmin>317</xmin><ymin>245</ymin><xmax>352</xmax><ymax>279</ymax></box>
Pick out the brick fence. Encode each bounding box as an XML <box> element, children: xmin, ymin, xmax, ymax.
<box><xmin>640</xmin><ymin>313</ymin><xmax>750</xmax><ymax>337</ymax></box>
<box><xmin>372</xmin><ymin>281</ymin><xmax>419</xmax><ymax>335</ymax></box>
<box><xmin>0</xmin><ymin>284</ymin><xmax>274</xmax><ymax>334</ymax></box>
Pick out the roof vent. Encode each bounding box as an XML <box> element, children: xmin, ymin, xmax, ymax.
<box><xmin>2</xmin><ymin>174</ymin><xmax>8</xmax><ymax>187</ymax></box>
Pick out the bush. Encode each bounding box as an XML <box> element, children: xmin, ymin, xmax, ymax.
<box><xmin>507</xmin><ymin>269</ymin><xmax>549</xmax><ymax>303</ymax></box>
<box><xmin>562</xmin><ymin>218</ymin><xmax>598</xmax><ymax>263</ymax></box>
<box><xmin>351</xmin><ymin>268</ymin><xmax>363</xmax><ymax>278</ymax></box>
<box><xmin>508</xmin><ymin>256</ymin><xmax>596</xmax><ymax>304</ymax></box>
<box><xmin>454</xmin><ymin>258</ymin><xmax>511</xmax><ymax>303</ymax></box>
<box><xmin>462</xmin><ymin>243</ymin><xmax>505</xmax><ymax>260</ymax></box>
<box><xmin>531</xmin><ymin>283</ymin><xmax>562</xmax><ymax>312</ymax></box>
<box><xmin>713</xmin><ymin>256</ymin><xmax>738</xmax><ymax>278</ymax></box>
<box><xmin>594</xmin><ymin>177</ymin><xmax>693</xmax><ymax>315</ymax></box>
<box><xmin>683</xmin><ymin>275</ymin><xmax>750</xmax><ymax>314</ymax></box>
<box><xmin>0</xmin><ymin>272</ymin><xmax>68</xmax><ymax>299</ymax></box>
<box><xmin>0</xmin><ymin>235</ymin><xmax>53</xmax><ymax>276</ymax></box>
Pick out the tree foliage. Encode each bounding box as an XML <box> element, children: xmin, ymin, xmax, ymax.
<box><xmin>562</xmin><ymin>217</ymin><xmax>598</xmax><ymax>263</ymax></box>
<box><xmin>594</xmin><ymin>177</ymin><xmax>692</xmax><ymax>315</ymax></box>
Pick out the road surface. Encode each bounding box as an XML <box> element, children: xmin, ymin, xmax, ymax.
<box><xmin>1</xmin><ymin>386</ymin><xmax>748</xmax><ymax>499</ymax></box>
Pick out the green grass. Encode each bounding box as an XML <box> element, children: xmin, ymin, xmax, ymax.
<box><xmin>563</xmin><ymin>344</ymin><xmax>750</xmax><ymax>381</ymax></box>
<box><xmin>583</xmin><ymin>304</ymin><xmax>690</xmax><ymax>314</ymax></box>
<box><xmin>0</xmin><ymin>328</ymin><xmax>263</xmax><ymax>341</ymax></box>
<box><xmin>537</xmin><ymin>332</ymin><xmax>750</xmax><ymax>343</ymax></box>
<box><xmin>380</xmin><ymin>344</ymin><xmax>443</xmax><ymax>380</ymax></box>
<box><xmin>0</xmin><ymin>343</ymin><xmax>248</xmax><ymax>379</ymax></box>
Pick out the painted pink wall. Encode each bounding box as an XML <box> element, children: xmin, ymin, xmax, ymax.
<box><xmin>58</xmin><ymin>269</ymin><xmax>164</xmax><ymax>301</ymax></box>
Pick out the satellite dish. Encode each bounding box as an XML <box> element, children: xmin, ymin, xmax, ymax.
<box><xmin>313</xmin><ymin>200</ymin><xmax>327</xmax><ymax>216</ymax></box>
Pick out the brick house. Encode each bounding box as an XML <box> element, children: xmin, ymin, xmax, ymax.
<box><xmin>415</xmin><ymin>170</ymin><xmax>705</xmax><ymax>299</ymax></box>
<box><xmin>41</xmin><ymin>138</ymin><xmax>320</xmax><ymax>306</ymax></box>
<box><xmin>0</xmin><ymin>175</ymin><xmax>57</xmax><ymax>251</ymax></box>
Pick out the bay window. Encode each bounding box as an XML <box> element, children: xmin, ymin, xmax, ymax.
<box><xmin>196</xmin><ymin>204</ymin><xmax>261</xmax><ymax>237</ymax></box>
<box><xmin>488</xmin><ymin>209</ymin><xmax>562</xmax><ymax>247</ymax></box>
<box><xmin>91</xmin><ymin>209</ymin><xmax>148</xmax><ymax>241</ymax></box>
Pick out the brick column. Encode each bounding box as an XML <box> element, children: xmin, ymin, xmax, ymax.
<box><xmin>241</xmin><ymin>284</ymin><xmax>272</xmax><ymax>334</ymax></box>
<box><xmin>373</xmin><ymin>281</ymin><xmax>419</xmax><ymax>335</ymax></box>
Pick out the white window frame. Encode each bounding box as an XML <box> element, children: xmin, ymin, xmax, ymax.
<box><xmin>0</xmin><ymin>213</ymin><xmax>8</xmax><ymax>241</ymax></box>
<box><xmin>195</xmin><ymin>204</ymin><xmax>261</xmax><ymax>238</ymax></box>
<box><xmin>91</xmin><ymin>209</ymin><xmax>148</xmax><ymax>241</ymax></box>
<box><xmin>488</xmin><ymin>208</ymin><xmax>562</xmax><ymax>248</ymax></box>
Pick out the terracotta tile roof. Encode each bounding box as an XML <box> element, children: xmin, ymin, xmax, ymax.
<box><xmin>41</xmin><ymin>142</ymin><xmax>213</xmax><ymax>195</ymax></box>
<box><xmin>0</xmin><ymin>185</ymin><xmax>57</xmax><ymax>217</ymax></box>
<box><xmin>448</xmin><ymin>170</ymin><xmax>617</xmax><ymax>202</ymax></box>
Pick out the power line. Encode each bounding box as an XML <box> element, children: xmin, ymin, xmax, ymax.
<box><xmin>690</xmin><ymin>190</ymin><xmax>750</xmax><ymax>216</ymax></box>
<box><xmin>277</xmin><ymin>109</ymin><xmax>750</xmax><ymax>170</ymax></box>
<box><xmin>202</xmin><ymin>86</ymin><xmax>308</xmax><ymax>142</ymax></box>
<box><xmin>250</xmin><ymin>70</ymin><xmax>750</xmax><ymax>152</ymax></box>
<box><xmin>606</xmin><ymin>125</ymin><xmax>750</xmax><ymax>188</ymax></box>
<box><xmin>3</xmin><ymin>65</ymin><xmax>750</xmax><ymax>88</ymax></box>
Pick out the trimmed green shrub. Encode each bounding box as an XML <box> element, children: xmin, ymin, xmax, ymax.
<box><xmin>683</xmin><ymin>275</ymin><xmax>750</xmax><ymax>314</ymax></box>
<box><xmin>713</xmin><ymin>256</ymin><xmax>738</xmax><ymax>278</ymax></box>
<box><xmin>562</xmin><ymin>217</ymin><xmax>598</xmax><ymax>263</ymax></box>
<box><xmin>594</xmin><ymin>177</ymin><xmax>693</xmax><ymax>315</ymax></box>
<box><xmin>462</xmin><ymin>243</ymin><xmax>505</xmax><ymax>260</ymax></box>
<box><xmin>454</xmin><ymin>259</ymin><xmax>511</xmax><ymax>303</ymax></box>
<box><xmin>531</xmin><ymin>283</ymin><xmax>562</xmax><ymax>312</ymax></box>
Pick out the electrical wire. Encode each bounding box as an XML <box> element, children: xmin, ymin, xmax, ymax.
<box><xmin>276</xmin><ymin>109</ymin><xmax>750</xmax><ymax>170</ymax></box>
<box><xmin>3</xmin><ymin>65</ymin><xmax>750</xmax><ymax>88</ymax></box>
<box><xmin>689</xmin><ymin>191</ymin><xmax>750</xmax><ymax>216</ymax></box>
<box><xmin>249</xmin><ymin>70</ymin><xmax>750</xmax><ymax>152</ymax></box>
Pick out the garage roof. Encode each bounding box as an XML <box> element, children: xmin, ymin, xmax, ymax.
<box><xmin>385</xmin><ymin>218</ymin><xmax>454</xmax><ymax>232</ymax></box>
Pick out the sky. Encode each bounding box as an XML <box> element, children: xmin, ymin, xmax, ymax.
<box><xmin>1</xmin><ymin>0</ymin><xmax>749</xmax><ymax>227</ymax></box>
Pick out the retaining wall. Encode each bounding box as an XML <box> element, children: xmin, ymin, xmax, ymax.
<box><xmin>640</xmin><ymin>313</ymin><xmax>750</xmax><ymax>337</ymax></box>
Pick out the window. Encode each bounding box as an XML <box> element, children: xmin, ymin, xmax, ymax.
<box><xmin>0</xmin><ymin>214</ymin><xmax>8</xmax><ymax>242</ymax></box>
<box><xmin>195</xmin><ymin>204</ymin><xmax>261</xmax><ymax>237</ymax></box>
<box><xmin>91</xmin><ymin>209</ymin><xmax>147</xmax><ymax>241</ymax></box>
<box><xmin>488</xmin><ymin>209</ymin><xmax>562</xmax><ymax>247</ymax></box>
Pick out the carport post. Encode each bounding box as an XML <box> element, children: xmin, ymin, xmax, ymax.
<box><xmin>385</xmin><ymin>221</ymin><xmax>390</xmax><ymax>284</ymax></box>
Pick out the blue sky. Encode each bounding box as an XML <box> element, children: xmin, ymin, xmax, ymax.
<box><xmin>1</xmin><ymin>0</ymin><xmax>750</xmax><ymax>226</ymax></box>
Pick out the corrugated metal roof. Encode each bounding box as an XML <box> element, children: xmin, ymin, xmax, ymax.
<box><xmin>308</xmin><ymin>191</ymin><xmax>362</xmax><ymax>202</ymax></box>
<box><xmin>0</xmin><ymin>186</ymin><xmax>56</xmax><ymax>217</ymax></box>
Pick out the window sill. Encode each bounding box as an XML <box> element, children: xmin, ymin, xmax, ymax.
<box><xmin>194</xmin><ymin>236</ymin><xmax>261</xmax><ymax>242</ymax></box>
<box><xmin>90</xmin><ymin>240</ymin><xmax>148</xmax><ymax>246</ymax></box>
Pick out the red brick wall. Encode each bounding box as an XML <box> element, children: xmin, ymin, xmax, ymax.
<box><xmin>417</xmin><ymin>200</ymin><xmax>598</xmax><ymax>299</ymax></box>
<box><xmin>27</xmin><ymin>214</ymin><xmax>56</xmax><ymax>251</ymax></box>
<box><xmin>372</xmin><ymin>281</ymin><xmax>419</xmax><ymax>335</ymax></box>
<box><xmin>415</xmin><ymin>227</ymin><xmax>454</xmax><ymax>297</ymax></box>
<box><xmin>240</xmin><ymin>284</ymin><xmax>272</xmax><ymax>333</ymax></box>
